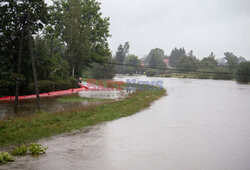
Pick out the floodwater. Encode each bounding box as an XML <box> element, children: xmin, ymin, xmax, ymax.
<box><xmin>1</xmin><ymin>76</ymin><xmax>250</xmax><ymax>170</ymax></box>
<box><xmin>0</xmin><ymin>90</ymin><xmax>128</xmax><ymax>120</ymax></box>
<box><xmin>79</xmin><ymin>89</ymin><xmax>132</xmax><ymax>99</ymax></box>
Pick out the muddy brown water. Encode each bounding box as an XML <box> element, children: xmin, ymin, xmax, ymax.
<box><xmin>1</xmin><ymin>76</ymin><xmax>250</xmax><ymax>170</ymax></box>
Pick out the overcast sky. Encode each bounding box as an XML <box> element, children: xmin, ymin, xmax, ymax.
<box><xmin>45</xmin><ymin>0</ymin><xmax>250</xmax><ymax>60</ymax></box>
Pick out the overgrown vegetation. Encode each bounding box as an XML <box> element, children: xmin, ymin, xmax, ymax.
<box><xmin>0</xmin><ymin>143</ymin><xmax>47</xmax><ymax>165</ymax></box>
<box><xmin>11</xmin><ymin>144</ymin><xmax>28</xmax><ymax>156</ymax></box>
<box><xmin>28</xmin><ymin>143</ymin><xmax>47</xmax><ymax>155</ymax></box>
<box><xmin>0</xmin><ymin>0</ymin><xmax>114</xmax><ymax>98</ymax></box>
<box><xmin>0</xmin><ymin>152</ymin><xmax>14</xmax><ymax>164</ymax></box>
<box><xmin>0</xmin><ymin>86</ymin><xmax>166</xmax><ymax>147</ymax></box>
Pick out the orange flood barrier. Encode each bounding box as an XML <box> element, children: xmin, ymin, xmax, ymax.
<box><xmin>0</xmin><ymin>85</ymin><xmax>88</xmax><ymax>101</ymax></box>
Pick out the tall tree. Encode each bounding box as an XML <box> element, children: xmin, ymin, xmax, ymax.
<box><xmin>224</xmin><ymin>52</ymin><xmax>239</xmax><ymax>71</ymax></box>
<box><xmin>147</xmin><ymin>48</ymin><xmax>166</xmax><ymax>68</ymax></box>
<box><xmin>123</xmin><ymin>42</ymin><xmax>130</xmax><ymax>56</ymax></box>
<box><xmin>169</xmin><ymin>48</ymin><xmax>186</xmax><ymax>67</ymax></box>
<box><xmin>124</xmin><ymin>55</ymin><xmax>140</xmax><ymax>75</ymax></box>
<box><xmin>28</xmin><ymin>23</ymin><xmax>40</xmax><ymax>110</ymax></box>
<box><xmin>200</xmin><ymin>52</ymin><xmax>218</xmax><ymax>70</ymax></box>
<box><xmin>14</xmin><ymin>29</ymin><xmax>24</xmax><ymax>113</ymax></box>
<box><xmin>176</xmin><ymin>56</ymin><xmax>199</xmax><ymax>72</ymax></box>
<box><xmin>115</xmin><ymin>44</ymin><xmax>125</xmax><ymax>73</ymax></box>
<box><xmin>63</xmin><ymin>0</ymin><xmax>83</xmax><ymax>76</ymax></box>
<box><xmin>48</xmin><ymin>0</ymin><xmax>111</xmax><ymax>77</ymax></box>
<box><xmin>0</xmin><ymin>0</ymin><xmax>48</xmax><ymax>111</ymax></box>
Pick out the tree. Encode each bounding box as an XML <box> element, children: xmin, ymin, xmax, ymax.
<box><xmin>115</xmin><ymin>44</ymin><xmax>125</xmax><ymax>63</ymax></box>
<box><xmin>236</xmin><ymin>62</ymin><xmax>250</xmax><ymax>83</ymax></box>
<box><xmin>0</xmin><ymin>0</ymin><xmax>48</xmax><ymax>111</ymax></box>
<box><xmin>115</xmin><ymin>44</ymin><xmax>125</xmax><ymax>73</ymax></box>
<box><xmin>224</xmin><ymin>52</ymin><xmax>239</xmax><ymax>71</ymax></box>
<box><xmin>123</xmin><ymin>42</ymin><xmax>130</xmax><ymax>56</ymax></box>
<box><xmin>176</xmin><ymin>56</ymin><xmax>199</xmax><ymax>72</ymax></box>
<box><xmin>169</xmin><ymin>48</ymin><xmax>186</xmax><ymax>67</ymax></box>
<box><xmin>63</xmin><ymin>0</ymin><xmax>85</xmax><ymax>76</ymax></box>
<box><xmin>124</xmin><ymin>55</ymin><xmax>140</xmax><ymax>75</ymax></box>
<box><xmin>147</xmin><ymin>48</ymin><xmax>166</xmax><ymax>68</ymax></box>
<box><xmin>83</xmin><ymin>57</ymin><xmax>115</xmax><ymax>79</ymax></box>
<box><xmin>238</xmin><ymin>56</ymin><xmax>247</xmax><ymax>63</ymax></box>
<box><xmin>200</xmin><ymin>52</ymin><xmax>218</xmax><ymax>70</ymax></box>
<box><xmin>49</xmin><ymin>0</ymin><xmax>111</xmax><ymax>77</ymax></box>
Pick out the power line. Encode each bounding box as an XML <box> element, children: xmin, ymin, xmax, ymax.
<box><xmin>1</xmin><ymin>49</ymin><xmax>250</xmax><ymax>77</ymax></box>
<box><xmin>95</xmin><ymin>61</ymin><xmax>250</xmax><ymax>77</ymax></box>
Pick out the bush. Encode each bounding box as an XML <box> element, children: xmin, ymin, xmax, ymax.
<box><xmin>213</xmin><ymin>73</ymin><xmax>233</xmax><ymax>80</ymax></box>
<box><xmin>29</xmin><ymin>80</ymin><xmax>54</xmax><ymax>94</ymax></box>
<box><xmin>11</xmin><ymin>144</ymin><xmax>28</xmax><ymax>156</ymax></box>
<box><xmin>0</xmin><ymin>152</ymin><xmax>14</xmax><ymax>164</ymax></box>
<box><xmin>212</xmin><ymin>67</ymin><xmax>233</xmax><ymax>80</ymax></box>
<box><xmin>195</xmin><ymin>73</ymin><xmax>211</xmax><ymax>79</ymax></box>
<box><xmin>28</xmin><ymin>143</ymin><xmax>47</xmax><ymax>155</ymax></box>
<box><xmin>28</xmin><ymin>78</ymin><xmax>78</xmax><ymax>94</ymax></box>
<box><xmin>236</xmin><ymin>62</ymin><xmax>250</xmax><ymax>83</ymax></box>
<box><xmin>11</xmin><ymin>143</ymin><xmax>47</xmax><ymax>156</ymax></box>
<box><xmin>54</xmin><ymin>80</ymin><xmax>72</xmax><ymax>91</ymax></box>
<box><xmin>0</xmin><ymin>80</ymin><xmax>14</xmax><ymax>97</ymax></box>
<box><xmin>146</xmin><ymin>69</ymin><xmax>159</xmax><ymax>77</ymax></box>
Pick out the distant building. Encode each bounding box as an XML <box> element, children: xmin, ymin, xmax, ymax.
<box><xmin>162</xmin><ymin>59</ymin><xmax>171</xmax><ymax>68</ymax></box>
<box><xmin>141</xmin><ymin>61</ymin><xmax>145</xmax><ymax>67</ymax></box>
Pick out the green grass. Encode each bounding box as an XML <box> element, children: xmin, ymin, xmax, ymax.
<box><xmin>0</xmin><ymin>87</ymin><xmax>166</xmax><ymax>147</ymax></box>
<box><xmin>57</xmin><ymin>95</ymin><xmax>112</xmax><ymax>103</ymax></box>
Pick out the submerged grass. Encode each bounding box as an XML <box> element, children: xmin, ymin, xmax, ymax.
<box><xmin>57</xmin><ymin>95</ymin><xmax>112</xmax><ymax>103</ymax></box>
<box><xmin>0</xmin><ymin>87</ymin><xmax>166</xmax><ymax>147</ymax></box>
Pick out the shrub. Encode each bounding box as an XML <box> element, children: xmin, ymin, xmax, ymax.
<box><xmin>11</xmin><ymin>143</ymin><xmax>47</xmax><ymax>157</ymax></box>
<box><xmin>28</xmin><ymin>143</ymin><xmax>47</xmax><ymax>155</ymax></box>
<box><xmin>213</xmin><ymin>67</ymin><xmax>233</xmax><ymax>80</ymax></box>
<box><xmin>11</xmin><ymin>144</ymin><xmax>28</xmax><ymax>156</ymax></box>
<box><xmin>146</xmin><ymin>69</ymin><xmax>158</xmax><ymax>77</ymax></box>
<box><xmin>196</xmin><ymin>73</ymin><xmax>211</xmax><ymax>79</ymax></box>
<box><xmin>69</xmin><ymin>77</ymin><xmax>78</xmax><ymax>89</ymax></box>
<box><xmin>0</xmin><ymin>80</ymin><xmax>13</xmax><ymax>97</ymax></box>
<box><xmin>0</xmin><ymin>152</ymin><xmax>14</xmax><ymax>164</ymax></box>
<box><xmin>28</xmin><ymin>78</ymin><xmax>78</xmax><ymax>94</ymax></box>
<box><xmin>29</xmin><ymin>80</ymin><xmax>54</xmax><ymax>94</ymax></box>
<box><xmin>54</xmin><ymin>80</ymin><xmax>72</xmax><ymax>91</ymax></box>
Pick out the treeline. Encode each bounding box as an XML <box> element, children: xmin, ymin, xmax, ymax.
<box><xmin>0</xmin><ymin>0</ymin><xmax>115</xmax><ymax>97</ymax></box>
<box><xmin>114</xmin><ymin>43</ymin><xmax>250</xmax><ymax>83</ymax></box>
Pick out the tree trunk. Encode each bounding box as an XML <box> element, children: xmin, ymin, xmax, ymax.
<box><xmin>28</xmin><ymin>24</ymin><xmax>40</xmax><ymax>110</ymax></box>
<box><xmin>14</xmin><ymin>29</ymin><xmax>24</xmax><ymax>113</ymax></box>
<box><xmin>72</xmin><ymin>65</ymin><xmax>75</xmax><ymax>77</ymax></box>
<box><xmin>50</xmin><ymin>36</ymin><xmax>53</xmax><ymax>57</ymax></box>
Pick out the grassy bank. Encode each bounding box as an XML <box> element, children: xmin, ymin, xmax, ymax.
<box><xmin>57</xmin><ymin>95</ymin><xmax>112</xmax><ymax>103</ymax></box>
<box><xmin>159</xmin><ymin>72</ymin><xmax>234</xmax><ymax>80</ymax></box>
<box><xmin>0</xmin><ymin>87</ymin><xmax>166</xmax><ymax>147</ymax></box>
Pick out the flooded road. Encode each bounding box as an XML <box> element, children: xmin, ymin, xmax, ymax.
<box><xmin>1</xmin><ymin>76</ymin><xmax>250</xmax><ymax>170</ymax></box>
